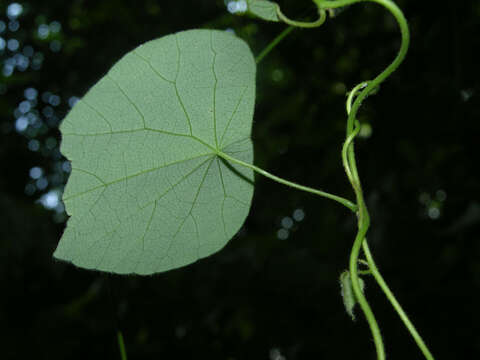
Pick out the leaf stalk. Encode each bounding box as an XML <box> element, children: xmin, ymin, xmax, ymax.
<box><xmin>217</xmin><ymin>151</ymin><xmax>358</xmax><ymax>212</ymax></box>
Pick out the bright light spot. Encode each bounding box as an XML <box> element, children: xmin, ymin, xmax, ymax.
<box><xmin>15</xmin><ymin>116</ymin><xmax>28</xmax><ymax>132</ymax></box>
<box><xmin>293</xmin><ymin>208</ymin><xmax>305</xmax><ymax>222</ymax></box>
<box><xmin>359</xmin><ymin>123</ymin><xmax>372</xmax><ymax>138</ymax></box>
<box><xmin>29</xmin><ymin>166</ymin><xmax>43</xmax><ymax>179</ymax></box>
<box><xmin>39</xmin><ymin>190</ymin><xmax>60</xmax><ymax>210</ymax></box>
<box><xmin>55</xmin><ymin>202</ymin><xmax>65</xmax><ymax>214</ymax></box>
<box><xmin>36</xmin><ymin>177</ymin><xmax>48</xmax><ymax>190</ymax></box>
<box><xmin>14</xmin><ymin>53</ymin><xmax>29</xmax><ymax>70</ymax></box>
<box><xmin>4</xmin><ymin>57</ymin><xmax>15</xmax><ymax>66</ymax></box>
<box><xmin>50</xmin><ymin>21</ymin><xmax>62</xmax><ymax>33</ymax></box>
<box><xmin>49</xmin><ymin>94</ymin><xmax>61</xmax><ymax>106</ymax></box>
<box><xmin>227</xmin><ymin>0</ymin><xmax>247</xmax><ymax>14</ymax></box>
<box><xmin>272</xmin><ymin>69</ymin><xmax>284</xmax><ymax>82</ymax></box>
<box><xmin>45</xmin><ymin>137</ymin><xmax>57</xmax><ymax>149</ymax></box>
<box><xmin>13</xmin><ymin>108</ymin><xmax>22</xmax><ymax>119</ymax></box>
<box><xmin>62</xmin><ymin>161</ymin><xmax>71</xmax><ymax>173</ymax></box>
<box><xmin>43</xmin><ymin>106</ymin><xmax>54</xmax><ymax>117</ymax></box>
<box><xmin>50</xmin><ymin>40</ymin><xmax>61</xmax><ymax>52</ymax></box>
<box><xmin>277</xmin><ymin>228</ymin><xmax>289</xmax><ymax>240</ymax></box>
<box><xmin>32</xmin><ymin>52</ymin><xmax>44</xmax><ymax>69</ymax></box>
<box><xmin>0</xmin><ymin>37</ymin><xmax>5</xmax><ymax>50</ymax></box>
<box><xmin>18</xmin><ymin>100</ymin><xmax>31</xmax><ymax>113</ymax></box>
<box><xmin>237</xmin><ymin>0</ymin><xmax>248</xmax><ymax>12</ymax></box>
<box><xmin>436</xmin><ymin>189</ymin><xmax>447</xmax><ymax>202</ymax></box>
<box><xmin>225</xmin><ymin>28</ymin><xmax>235</xmax><ymax>34</ymax></box>
<box><xmin>7</xmin><ymin>3</ymin><xmax>23</xmax><ymax>18</ymax></box>
<box><xmin>37</xmin><ymin>24</ymin><xmax>50</xmax><ymax>39</ymax></box>
<box><xmin>332</xmin><ymin>82</ymin><xmax>347</xmax><ymax>95</ymax></box>
<box><xmin>25</xmin><ymin>183</ymin><xmax>36</xmax><ymax>196</ymax></box>
<box><xmin>27</xmin><ymin>112</ymin><xmax>38</xmax><ymax>125</ymax></box>
<box><xmin>25</xmin><ymin>87</ymin><xmax>38</xmax><ymax>100</ymax></box>
<box><xmin>418</xmin><ymin>192</ymin><xmax>430</xmax><ymax>205</ymax></box>
<box><xmin>269</xmin><ymin>348</ymin><xmax>286</xmax><ymax>360</ymax></box>
<box><xmin>227</xmin><ymin>2</ymin><xmax>237</xmax><ymax>13</ymax></box>
<box><xmin>9</xmin><ymin>20</ymin><xmax>19</xmax><ymax>32</ymax></box>
<box><xmin>28</xmin><ymin>139</ymin><xmax>40</xmax><ymax>151</ymax></box>
<box><xmin>7</xmin><ymin>38</ymin><xmax>19</xmax><ymax>51</ymax></box>
<box><xmin>175</xmin><ymin>326</ymin><xmax>187</xmax><ymax>339</ymax></box>
<box><xmin>68</xmin><ymin>96</ymin><xmax>79</xmax><ymax>107</ymax></box>
<box><xmin>3</xmin><ymin>63</ymin><xmax>14</xmax><ymax>77</ymax></box>
<box><xmin>460</xmin><ymin>89</ymin><xmax>474</xmax><ymax>102</ymax></box>
<box><xmin>428</xmin><ymin>207</ymin><xmax>440</xmax><ymax>220</ymax></box>
<box><xmin>281</xmin><ymin>216</ymin><xmax>294</xmax><ymax>229</ymax></box>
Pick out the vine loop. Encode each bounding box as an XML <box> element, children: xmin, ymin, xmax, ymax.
<box><xmin>276</xmin><ymin>4</ymin><xmax>327</xmax><ymax>28</ymax></box>
<box><xmin>311</xmin><ymin>1</ymin><xmax>434</xmax><ymax>360</ymax></box>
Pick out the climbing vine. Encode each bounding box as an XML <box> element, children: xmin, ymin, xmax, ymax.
<box><xmin>54</xmin><ymin>1</ymin><xmax>435</xmax><ymax>359</ymax></box>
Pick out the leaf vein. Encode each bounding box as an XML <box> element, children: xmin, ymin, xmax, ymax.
<box><xmin>106</xmin><ymin>74</ymin><xmax>147</xmax><ymax>128</ymax></box>
<box><xmin>64</xmin><ymin>153</ymin><xmax>213</xmax><ymax>201</ymax></box>
<box><xmin>210</xmin><ymin>31</ymin><xmax>219</xmax><ymax>149</ymax></box>
<box><xmin>219</xmin><ymin>86</ymin><xmax>250</xmax><ymax>148</ymax></box>
<box><xmin>132</xmin><ymin>50</ymin><xmax>175</xmax><ymax>84</ymax></box>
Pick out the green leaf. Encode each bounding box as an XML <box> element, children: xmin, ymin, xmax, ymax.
<box><xmin>340</xmin><ymin>271</ymin><xmax>365</xmax><ymax>321</ymax></box>
<box><xmin>247</xmin><ymin>0</ymin><xmax>280</xmax><ymax>22</ymax></box>
<box><xmin>54</xmin><ymin>29</ymin><xmax>256</xmax><ymax>275</ymax></box>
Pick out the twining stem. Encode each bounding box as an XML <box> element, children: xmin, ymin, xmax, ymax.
<box><xmin>313</xmin><ymin>1</ymin><xmax>435</xmax><ymax>360</ymax></box>
<box><xmin>362</xmin><ymin>241</ymin><xmax>435</xmax><ymax>360</ymax></box>
<box><xmin>247</xmin><ymin>0</ymin><xmax>433</xmax><ymax>359</ymax></box>
<box><xmin>341</xmin><ymin>119</ymin><xmax>361</xmax><ymax>190</ymax></box>
<box><xmin>338</xmin><ymin>0</ymin><xmax>403</xmax><ymax>357</ymax></box>
<box><xmin>217</xmin><ymin>150</ymin><xmax>358</xmax><ymax>212</ymax></box>
<box><xmin>346</xmin><ymin>82</ymin><xmax>369</xmax><ymax>116</ymax></box>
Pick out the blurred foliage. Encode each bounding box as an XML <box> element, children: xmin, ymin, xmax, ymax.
<box><xmin>1</xmin><ymin>0</ymin><xmax>479</xmax><ymax>359</ymax></box>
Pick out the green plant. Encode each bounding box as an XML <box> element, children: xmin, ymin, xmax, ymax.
<box><xmin>53</xmin><ymin>1</ymin><xmax>435</xmax><ymax>359</ymax></box>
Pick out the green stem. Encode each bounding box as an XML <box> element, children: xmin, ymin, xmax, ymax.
<box><xmin>312</xmin><ymin>0</ymin><xmax>423</xmax><ymax>359</ymax></box>
<box><xmin>341</xmin><ymin>0</ymin><xmax>411</xmax><ymax>356</ymax></box>
<box><xmin>362</xmin><ymin>241</ymin><xmax>435</xmax><ymax>360</ymax></box>
<box><xmin>117</xmin><ymin>330</ymin><xmax>128</xmax><ymax>360</ymax></box>
<box><xmin>256</xmin><ymin>26</ymin><xmax>295</xmax><ymax>64</ymax></box>
<box><xmin>218</xmin><ymin>150</ymin><xmax>358</xmax><ymax>212</ymax></box>
<box><xmin>341</xmin><ymin>119</ymin><xmax>361</xmax><ymax>191</ymax></box>
<box><xmin>358</xmin><ymin>269</ymin><xmax>372</xmax><ymax>275</ymax></box>
<box><xmin>346</xmin><ymin>82</ymin><xmax>369</xmax><ymax>115</ymax></box>
<box><xmin>349</xmin><ymin>209</ymin><xmax>386</xmax><ymax>359</ymax></box>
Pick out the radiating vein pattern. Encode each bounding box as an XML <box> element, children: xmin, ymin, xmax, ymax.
<box><xmin>54</xmin><ymin>30</ymin><xmax>256</xmax><ymax>274</ymax></box>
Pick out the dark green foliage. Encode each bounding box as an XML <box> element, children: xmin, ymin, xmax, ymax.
<box><xmin>1</xmin><ymin>0</ymin><xmax>479</xmax><ymax>359</ymax></box>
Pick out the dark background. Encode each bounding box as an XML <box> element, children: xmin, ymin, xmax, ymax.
<box><xmin>1</xmin><ymin>0</ymin><xmax>479</xmax><ymax>359</ymax></box>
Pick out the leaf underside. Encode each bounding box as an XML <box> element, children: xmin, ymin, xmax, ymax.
<box><xmin>54</xmin><ymin>29</ymin><xmax>256</xmax><ymax>275</ymax></box>
<box><xmin>247</xmin><ymin>0</ymin><xmax>279</xmax><ymax>22</ymax></box>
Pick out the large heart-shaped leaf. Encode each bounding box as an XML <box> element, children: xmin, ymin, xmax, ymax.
<box><xmin>54</xmin><ymin>29</ymin><xmax>256</xmax><ymax>275</ymax></box>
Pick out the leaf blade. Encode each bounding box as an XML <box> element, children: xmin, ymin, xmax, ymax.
<box><xmin>54</xmin><ymin>29</ymin><xmax>256</xmax><ymax>275</ymax></box>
